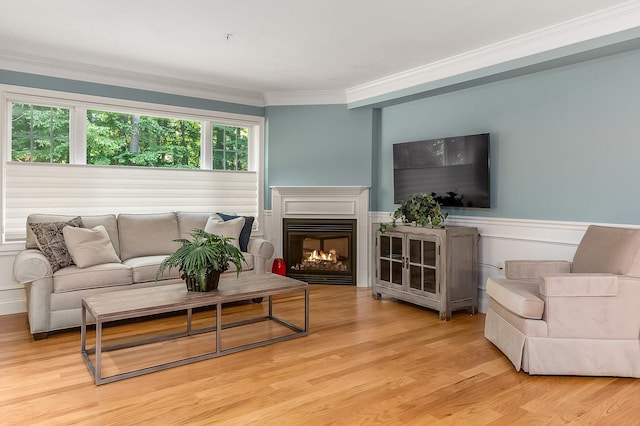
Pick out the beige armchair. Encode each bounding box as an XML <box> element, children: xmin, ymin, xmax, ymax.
<box><xmin>484</xmin><ymin>225</ymin><xmax>640</xmax><ymax>377</ymax></box>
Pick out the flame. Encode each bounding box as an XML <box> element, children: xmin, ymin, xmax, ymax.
<box><xmin>307</xmin><ymin>249</ymin><xmax>337</xmax><ymax>262</ymax></box>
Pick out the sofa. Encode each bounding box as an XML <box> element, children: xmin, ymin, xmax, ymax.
<box><xmin>13</xmin><ymin>211</ymin><xmax>275</xmax><ymax>340</ymax></box>
<box><xmin>484</xmin><ymin>225</ymin><xmax>640</xmax><ymax>377</ymax></box>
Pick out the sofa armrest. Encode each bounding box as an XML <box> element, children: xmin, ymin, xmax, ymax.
<box><xmin>540</xmin><ymin>273</ymin><xmax>618</xmax><ymax>297</ymax></box>
<box><xmin>247</xmin><ymin>237</ymin><xmax>275</xmax><ymax>274</ymax></box>
<box><xmin>13</xmin><ymin>249</ymin><xmax>53</xmax><ymax>284</ymax></box>
<box><xmin>505</xmin><ymin>260</ymin><xmax>571</xmax><ymax>279</ymax></box>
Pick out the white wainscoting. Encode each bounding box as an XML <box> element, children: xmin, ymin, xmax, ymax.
<box><xmin>0</xmin><ymin>244</ymin><xmax>27</xmax><ymax>315</ymax></box>
<box><xmin>0</xmin><ymin>212</ymin><xmax>630</xmax><ymax>316</ymax></box>
<box><xmin>367</xmin><ymin>213</ymin><xmax>607</xmax><ymax>314</ymax></box>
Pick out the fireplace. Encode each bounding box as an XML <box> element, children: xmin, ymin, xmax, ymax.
<box><xmin>283</xmin><ymin>218</ymin><xmax>356</xmax><ymax>285</ymax></box>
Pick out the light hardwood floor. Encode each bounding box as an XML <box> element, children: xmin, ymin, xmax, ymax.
<box><xmin>2</xmin><ymin>284</ymin><xmax>640</xmax><ymax>425</ymax></box>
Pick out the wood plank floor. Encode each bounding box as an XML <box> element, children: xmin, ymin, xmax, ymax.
<box><xmin>2</xmin><ymin>285</ymin><xmax>640</xmax><ymax>425</ymax></box>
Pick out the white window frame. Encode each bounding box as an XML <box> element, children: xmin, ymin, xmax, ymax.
<box><xmin>0</xmin><ymin>84</ymin><xmax>265</xmax><ymax>246</ymax></box>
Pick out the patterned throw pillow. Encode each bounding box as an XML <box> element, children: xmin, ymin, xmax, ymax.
<box><xmin>28</xmin><ymin>217</ymin><xmax>84</xmax><ymax>272</ymax></box>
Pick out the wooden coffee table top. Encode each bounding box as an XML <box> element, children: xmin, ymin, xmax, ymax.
<box><xmin>82</xmin><ymin>273</ymin><xmax>308</xmax><ymax>320</ymax></box>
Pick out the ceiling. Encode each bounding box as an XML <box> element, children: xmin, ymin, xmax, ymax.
<box><xmin>1</xmin><ymin>0</ymin><xmax>639</xmax><ymax>106</ymax></box>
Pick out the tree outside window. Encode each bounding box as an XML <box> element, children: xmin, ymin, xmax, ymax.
<box><xmin>11</xmin><ymin>103</ymin><xmax>70</xmax><ymax>163</ymax></box>
<box><xmin>86</xmin><ymin>110</ymin><xmax>201</xmax><ymax>168</ymax></box>
<box><xmin>212</xmin><ymin>125</ymin><xmax>249</xmax><ymax>171</ymax></box>
<box><xmin>10</xmin><ymin>103</ymin><xmax>251</xmax><ymax>171</ymax></box>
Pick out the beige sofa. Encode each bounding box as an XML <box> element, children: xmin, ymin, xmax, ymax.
<box><xmin>484</xmin><ymin>225</ymin><xmax>640</xmax><ymax>377</ymax></box>
<box><xmin>13</xmin><ymin>211</ymin><xmax>275</xmax><ymax>340</ymax></box>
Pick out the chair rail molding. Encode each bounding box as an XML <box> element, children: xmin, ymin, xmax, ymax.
<box><xmin>370</xmin><ymin>213</ymin><xmax>634</xmax><ymax>313</ymax></box>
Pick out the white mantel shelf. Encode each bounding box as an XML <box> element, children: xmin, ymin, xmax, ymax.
<box><xmin>271</xmin><ymin>186</ymin><xmax>370</xmax><ymax>287</ymax></box>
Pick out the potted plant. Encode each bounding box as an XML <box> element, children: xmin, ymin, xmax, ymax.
<box><xmin>157</xmin><ymin>228</ymin><xmax>245</xmax><ymax>292</ymax></box>
<box><xmin>388</xmin><ymin>193</ymin><xmax>448</xmax><ymax>229</ymax></box>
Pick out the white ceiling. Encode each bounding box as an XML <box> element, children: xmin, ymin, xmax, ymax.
<box><xmin>1</xmin><ymin>0</ymin><xmax>639</xmax><ymax>106</ymax></box>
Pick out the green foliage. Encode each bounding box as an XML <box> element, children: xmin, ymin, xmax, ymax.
<box><xmin>391</xmin><ymin>193</ymin><xmax>448</xmax><ymax>228</ymax></box>
<box><xmin>212</xmin><ymin>125</ymin><xmax>249</xmax><ymax>171</ymax></box>
<box><xmin>11</xmin><ymin>104</ymin><xmax>250</xmax><ymax>171</ymax></box>
<box><xmin>157</xmin><ymin>228</ymin><xmax>245</xmax><ymax>291</ymax></box>
<box><xmin>11</xmin><ymin>103</ymin><xmax>70</xmax><ymax>163</ymax></box>
<box><xmin>86</xmin><ymin>110</ymin><xmax>202</xmax><ymax>168</ymax></box>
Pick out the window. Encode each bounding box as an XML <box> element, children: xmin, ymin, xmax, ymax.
<box><xmin>11</xmin><ymin>103</ymin><xmax>70</xmax><ymax>163</ymax></box>
<box><xmin>2</xmin><ymin>88</ymin><xmax>264</xmax><ymax>244</ymax></box>
<box><xmin>212</xmin><ymin>125</ymin><xmax>249</xmax><ymax>171</ymax></box>
<box><xmin>86</xmin><ymin>110</ymin><xmax>201</xmax><ymax>168</ymax></box>
<box><xmin>8</xmin><ymin>101</ymin><xmax>258</xmax><ymax>171</ymax></box>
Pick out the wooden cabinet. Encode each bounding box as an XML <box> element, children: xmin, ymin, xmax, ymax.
<box><xmin>373</xmin><ymin>224</ymin><xmax>478</xmax><ymax>320</ymax></box>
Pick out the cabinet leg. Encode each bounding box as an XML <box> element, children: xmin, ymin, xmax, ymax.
<box><xmin>373</xmin><ymin>292</ymin><xmax>382</xmax><ymax>300</ymax></box>
<box><xmin>439</xmin><ymin>311</ymin><xmax>452</xmax><ymax>321</ymax></box>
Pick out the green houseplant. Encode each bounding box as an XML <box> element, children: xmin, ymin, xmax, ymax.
<box><xmin>389</xmin><ymin>193</ymin><xmax>448</xmax><ymax>229</ymax></box>
<box><xmin>157</xmin><ymin>228</ymin><xmax>245</xmax><ymax>292</ymax></box>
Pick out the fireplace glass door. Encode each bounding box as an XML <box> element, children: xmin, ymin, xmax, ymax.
<box><xmin>283</xmin><ymin>219</ymin><xmax>356</xmax><ymax>285</ymax></box>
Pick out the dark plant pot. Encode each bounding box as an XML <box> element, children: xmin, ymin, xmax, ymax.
<box><xmin>184</xmin><ymin>270</ymin><xmax>221</xmax><ymax>292</ymax></box>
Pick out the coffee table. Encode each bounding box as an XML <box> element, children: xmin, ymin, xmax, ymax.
<box><xmin>81</xmin><ymin>273</ymin><xmax>309</xmax><ymax>385</ymax></box>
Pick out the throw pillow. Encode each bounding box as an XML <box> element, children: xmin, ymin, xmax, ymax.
<box><xmin>28</xmin><ymin>217</ymin><xmax>84</xmax><ymax>272</ymax></box>
<box><xmin>216</xmin><ymin>213</ymin><xmax>254</xmax><ymax>252</ymax></box>
<box><xmin>62</xmin><ymin>225</ymin><xmax>121</xmax><ymax>268</ymax></box>
<box><xmin>204</xmin><ymin>216</ymin><xmax>245</xmax><ymax>250</ymax></box>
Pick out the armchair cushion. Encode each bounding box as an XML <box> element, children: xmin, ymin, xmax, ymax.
<box><xmin>572</xmin><ymin>225</ymin><xmax>640</xmax><ymax>275</ymax></box>
<box><xmin>486</xmin><ymin>277</ymin><xmax>544</xmax><ymax>319</ymax></box>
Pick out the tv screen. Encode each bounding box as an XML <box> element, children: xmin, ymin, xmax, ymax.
<box><xmin>393</xmin><ymin>133</ymin><xmax>490</xmax><ymax>208</ymax></box>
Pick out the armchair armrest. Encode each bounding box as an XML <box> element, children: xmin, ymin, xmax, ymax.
<box><xmin>505</xmin><ymin>260</ymin><xmax>571</xmax><ymax>279</ymax></box>
<box><xmin>540</xmin><ymin>273</ymin><xmax>618</xmax><ymax>297</ymax></box>
<box><xmin>13</xmin><ymin>249</ymin><xmax>52</xmax><ymax>284</ymax></box>
<box><xmin>540</xmin><ymin>274</ymin><xmax>640</xmax><ymax>339</ymax></box>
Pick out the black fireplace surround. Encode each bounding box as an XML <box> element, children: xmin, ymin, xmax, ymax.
<box><xmin>283</xmin><ymin>218</ymin><xmax>356</xmax><ymax>285</ymax></box>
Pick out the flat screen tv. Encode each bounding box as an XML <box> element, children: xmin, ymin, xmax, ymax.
<box><xmin>393</xmin><ymin>133</ymin><xmax>490</xmax><ymax>208</ymax></box>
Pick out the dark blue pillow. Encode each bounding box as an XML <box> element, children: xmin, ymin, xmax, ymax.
<box><xmin>216</xmin><ymin>213</ymin><xmax>254</xmax><ymax>252</ymax></box>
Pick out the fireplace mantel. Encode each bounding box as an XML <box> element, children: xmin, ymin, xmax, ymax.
<box><xmin>271</xmin><ymin>186</ymin><xmax>369</xmax><ymax>287</ymax></box>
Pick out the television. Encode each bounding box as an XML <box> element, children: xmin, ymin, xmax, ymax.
<box><xmin>393</xmin><ymin>133</ymin><xmax>490</xmax><ymax>208</ymax></box>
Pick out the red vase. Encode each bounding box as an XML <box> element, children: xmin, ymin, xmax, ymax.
<box><xmin>272</xmin><ymin>258</ymin><xmax>286</xmax><ymax>276</ymax></box>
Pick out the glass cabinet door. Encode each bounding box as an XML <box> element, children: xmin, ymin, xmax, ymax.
<box><xmin>407</xmin><ymin>236</ymin><xmax>438</xmax><ymax>295</ymax></box>
<box><xmin>378</xmin><ymin>233</ymin><xmax>403</xmax><ymax>286</ymax></box>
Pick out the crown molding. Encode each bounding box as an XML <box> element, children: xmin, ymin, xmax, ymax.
<box><xmin>346</xmin><ymin>1</ymin><xmax>640</xmax><ymax>105</ymax></box>
<box><xmin>0</xmin><ymin>51</ymin><xmax>266</xmax><ymax>107</ymax></box>
<box><xmin>263</xmin><ymin>90</ymin><xmax>347</xmax><ymax>106</ymax></box>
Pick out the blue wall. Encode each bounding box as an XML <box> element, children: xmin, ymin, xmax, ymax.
<box><xmin>7</xmin><ymin>47</ymin><xmax>640</xmax><ymax>225</ymax></box>
<box><xmin>378</xmin><ymin>49</ymin><xmax>640</xmax><ymax>224</ymax></box>
<box><xmin>264</xmin><ymin>104</ymin><xmax>375</xmax><ymax>209</ymax></box>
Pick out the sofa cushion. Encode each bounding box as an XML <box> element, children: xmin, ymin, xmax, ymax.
<box><xmin>486</xmin><ymin>277</ymin><xmax>545</xmax><ymax>319</ymax></box>
<box><xmin>125</xmin><ymin>255</ymin><xmax>181</xmax><ymax>283</ymax></box>
<box><xmin>118</xmin><ymin>212</ymin><xmax>181</xmax><ymax>261</ymax></box>
<box><xmin>573</xmin><ymin>225</ymin><xmax>640</xmax><ymax>275</ymax></box>
<box><xmin>204</xmin><ymin>216</ymin><xmax>244</xmax><ymax>249</ymax></box>
<box><xmin>53</xmin><ymin>263</ymin><xmax>133</xmax><ymax>292</ymax></box>
<box><xmin>26</xmin><ymin>214</ymin><xmax>119</xmax><ymax>254</ymax></box>
<box><xmin>176</xmin><ymin>211</ymin><xmax>210</xmax><ymax>240</ymax></box>
<box><xmin>28</xmin><ymin>217</ymin><xmax>84</xmax><ymax>272</ymax></box>
<box><xmin>63</xmin><ymin>225</ymin><xmax>121</xmax><ymax>268</ymax></box>
<box><xmin>217</xmin><ymin>212</ymin><xmax>254</xmax><ymax>252</ymax></box>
